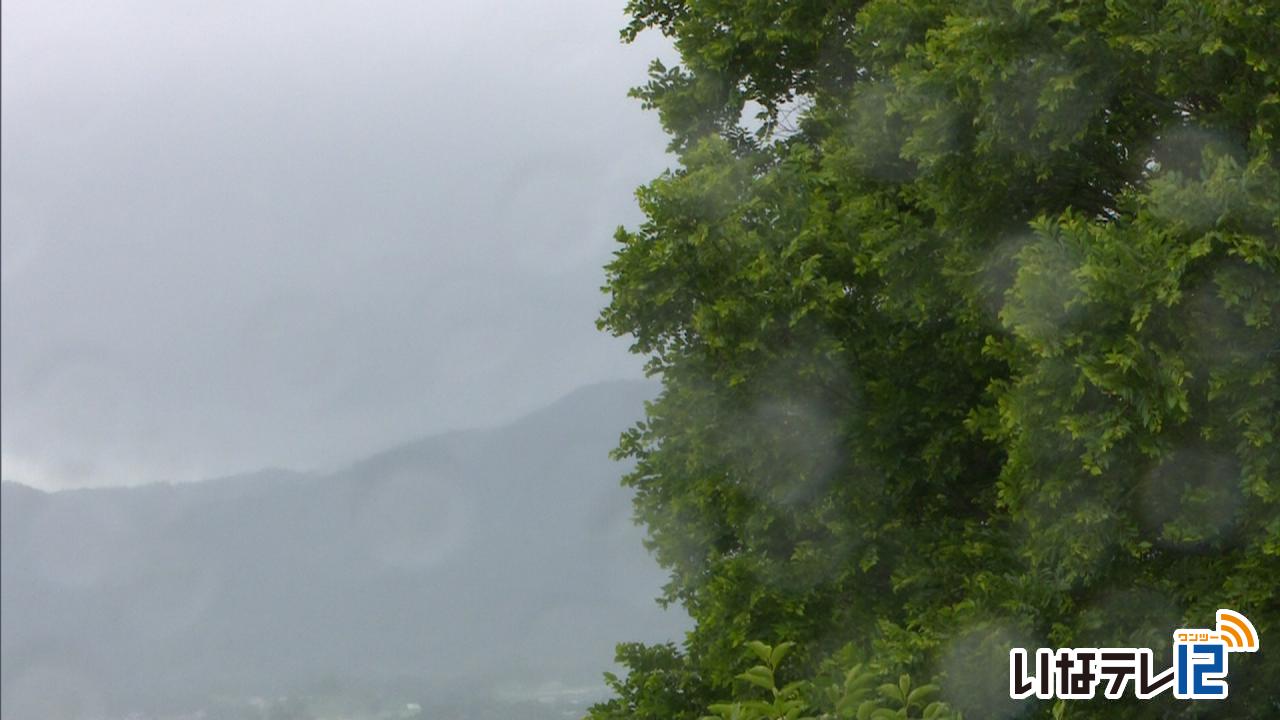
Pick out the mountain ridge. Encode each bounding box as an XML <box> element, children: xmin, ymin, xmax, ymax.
<box><xmin>1</xmin><ymin>378</ymin><xmax>658</xmax><ymax>496</ymax></box>
<box><xmin>1</xmin><ymin>378</ymin><xmax>682</xmax><ymax>720</ymax></box>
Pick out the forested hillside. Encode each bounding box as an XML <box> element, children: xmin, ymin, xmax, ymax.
<box><xmin>2</xmin><ymin>381</ymin><xmax>686</xmax><ymax>720</ymax></box>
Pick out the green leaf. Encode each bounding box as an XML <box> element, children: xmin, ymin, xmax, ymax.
<box><xmin>769</xmin><ymin>641</ymin><xmax>796</xmax><ymax>669</ymax></box>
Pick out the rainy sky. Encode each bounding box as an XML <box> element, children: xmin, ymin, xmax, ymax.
<box><xmin>1</xmin><ymin>0</ymin><xmax>675</xmax><ymax>490</ymax></box>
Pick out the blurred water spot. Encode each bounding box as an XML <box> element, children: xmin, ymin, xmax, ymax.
<box><xmin>937</xmin><ymin>620</ymin><xmax>1037</xmax><ymax>719</ymax></box>
<box><xmin>972</xmin><ymin>232</ymin><xmax>1033</xmax><ymax>326</ymax></box>
<box><xmin>1138</xmin><ymin>447</ymin><xmax>1241</xmax><ymax>548</ymax></box>
<box><xmin>1180</xmin><ymin>266</ymin><xmax>1280</xmax><ymax>371</ymax></box>
<box><xmin>1076</xmin><ymin>586</ymin><xmax>1182</xmax><ymax>651</ymax></box>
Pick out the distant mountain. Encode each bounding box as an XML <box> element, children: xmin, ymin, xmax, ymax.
<box><xmin>1</xmin><ymin>380</ymin><xmax>687</xmax><ymax>720</ymax></box>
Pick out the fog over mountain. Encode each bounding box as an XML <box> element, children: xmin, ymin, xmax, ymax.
<box><xmin>2</xmin><ymin>380</ymin><xmax>687</xmax><ymax>720</ymax></box>
<box><xmin>1</xmin><ymin>0</ymin><xmax>674</xmax><ymax>490</ymax></box>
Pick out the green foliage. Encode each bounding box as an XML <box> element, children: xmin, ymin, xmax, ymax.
<box><xmin>592</xmin><ymin>643</ymin><xmax>714</xmax><ymax>720</ymax></box>
<box><xmin>699</xmin><ymin>641</ymin><xmax>962</xmax><ymax>720</ymax></box>
<box><xmin>701</xmin><ymin>641</ymin><xmax>812</xmax><ymax>720</ymax></box>
<box><xmin>593</xmin><ymin>1</ymin><xmax>1280</xmax><ymax>718</ymax></box>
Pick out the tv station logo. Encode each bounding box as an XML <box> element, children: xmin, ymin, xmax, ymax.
<box><xmin>1010</xmin><ymin>609</ymin><xmax>1259</xmax><ymax>701</ymax></box>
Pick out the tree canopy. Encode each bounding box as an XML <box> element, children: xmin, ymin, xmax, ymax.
<box><xmin>592</xmin><ymin>1</ymin><xmax>1279</xmax><ymax>718</ymax></box>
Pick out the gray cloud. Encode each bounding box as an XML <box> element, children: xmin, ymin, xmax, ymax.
<box><xmin>1</xmin><ymin>0</ymin><xmax>674</xmax><ymax>488</ymax></box>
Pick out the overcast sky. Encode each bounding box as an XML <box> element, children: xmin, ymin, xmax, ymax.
<box><xmin>1</xmin><ymin>0</ymin><xmax>674</xmax><ymax>490</ymax></box>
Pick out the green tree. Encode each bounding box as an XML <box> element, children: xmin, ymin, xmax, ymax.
<box><xmin>593</xmin><ymin>1</ymin><xmax>1279</xmax><ymax>719</ymax></box>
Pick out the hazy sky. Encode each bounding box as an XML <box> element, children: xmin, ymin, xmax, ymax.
<box><xmin>1</xmin><ymin>0</ymin><xmax>674</xmax><ymax>490</ymax></box>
